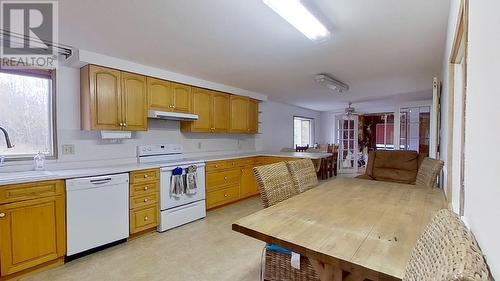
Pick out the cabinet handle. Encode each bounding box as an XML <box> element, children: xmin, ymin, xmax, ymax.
<box><xmin>224</xmin><ymin>194</ymin><xmax>228</xmax><ymax>197</ymax></box>
<box><xmin>119</xmin><ymin>122</ymin><xmax>124</xmax><ymax>126</ymax></box>
<box><xmin>144</xmin><ymin>174</ymin><xmax>149</xmax><ymax>178</ymax></box>
<box><xmin>224</xmin><ymin>176</ymin><xmax>228</xmax><ymax>180</ymax></box>
<box><xmin>144</xmin><ymin>186</ymin><xmax>149</xmax><ymax>191</ymax></box>
<box><xmin>0</xmin><ymin>213</ymin><xmax>5</xmax><ymax>218</ymax></box>
<box><xmin>144</xmin><ymin>216</ymin><xmax>149</xmax><ymax>221</ymax></box>
<box><xmin>123</xmin><ymin>123</ymin><xmax>127</xmax><ymax>127</ymax></box>
<box><xmin>144</xmin><ymin>198</ymin><xmax>149</xmax><ymax>203</ymax></box>
<box><xmin>215</xmin><ymin>164</ymin><xmax>219</xmax><ymax>168</ymax></box>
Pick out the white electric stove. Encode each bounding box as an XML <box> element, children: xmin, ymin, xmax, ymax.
<box><xmin>137</xmin><ymin>144</ymin><xmax>206</xmax><ymax>232</ymax></box>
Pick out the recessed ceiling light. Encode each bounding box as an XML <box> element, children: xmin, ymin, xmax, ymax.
<box><xmin>263</xmin><ymin>0</ymin><xmax>331</xmax><ymax>42</ymax></box>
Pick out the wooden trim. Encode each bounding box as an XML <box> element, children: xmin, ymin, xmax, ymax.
<box><xmin>446</xmin><ymin>0</ymin><xmax>468</xmax><ymax>216</ymax></box>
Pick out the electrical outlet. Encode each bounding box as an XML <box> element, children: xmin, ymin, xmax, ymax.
<box><xmin>62</xmin><ymin>144</ymin><xmax>75</xmax><ymax>155</ymax></box>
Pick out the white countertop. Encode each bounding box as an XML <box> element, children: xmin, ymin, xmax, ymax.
<box><xmin>0</xmin><ymin>163</ymin><xmax>159</xmax><ymax>186</ymax></box>
<box><xmin>195</xmin><ymin>151</ymin><xmax>332</xmax><ymax>161</ymax></box>
<box><xmin>0</xmin><ymin>151</ymin><xmax>331</xmax><ymax>186</ymax></box>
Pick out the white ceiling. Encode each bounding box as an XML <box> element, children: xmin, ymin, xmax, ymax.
<box><xmin>59</xmin><ymin>0</ymin><xmax>450</xmax><ymax>112</ymax></box>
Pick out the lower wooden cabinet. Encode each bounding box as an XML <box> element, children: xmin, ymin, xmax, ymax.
<box><xmin>240</xmin><ymin>165</ymin><xmax>259</xmax><ymax>198</ymax></box>
<box><xmin>0</xmin><ymin>180</ymin><xmax>65</xmax><ymax>279</ymax></box>
<box><xmin>129</xmin><ymin>169</ymin><xmax>160</xmax><ymax>235</ymax></box>
<box><xmin>205</xmin><ymin>156</ymin><xmax>301</xmax><ymax>210</ymax></box>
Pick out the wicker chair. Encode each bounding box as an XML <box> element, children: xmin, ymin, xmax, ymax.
<box><xmin>286</xmin><ymin>159</ymin><xmax>319</xmax><ymax>193</ymax></box>
<box><xmin>253</xmin><ymin>163</ymin><xmax>320</xmax><ymax>281</ymax></box>
<box><xmin>415</xmin><ymin>157</ymin><xmax>444</xmax><ymax>188</ymax></box>
<box><xmin>403</xmin><ymin>209</ymin><xmax>491</xmax><ymax>281</ymax></box>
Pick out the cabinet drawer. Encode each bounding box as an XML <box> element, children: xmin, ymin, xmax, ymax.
<box><xmin>130</xmin><ymin>204</ymin><xmax>158</xmax><ymax>234</ymax></box>
<box><xmin>206</xmin><ymin>169</ymin><xmax>240</xmax><ymax>192</ymax></box>
<box><xmin>205</xmin><ymin>161</ymin><xmax>227</xmax><ymax>172</ymax></box>
<box><xmin>130</xmin><ymin>181</ymin><xmax>159</xmax><ymax>197</ymax></box>
<box><xmin>130</xmin><ymin>193</ymin><xmax>158</xmax><ymax>209</ymax></box>
<box><xmin>0</xmin><ymin>180</ymin><xmax>64</xmax><ymax>204</ymax></box>
<box><xmin>237</xmin><ymin>157</ymin><xmax>255</xmax><ymax>167</ymax></box>
<box><xmin>130</xmin><ymin>169</ymin><xmax>159</xmax><ymax>184</ymax></box>
<box><xmin>206</xmin><ymin>185</ymin><xmax>240</xmax><ymax>209</ymax></box>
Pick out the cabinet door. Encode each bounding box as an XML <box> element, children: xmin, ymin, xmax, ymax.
<box><xmin>190</xmin><ymin>88</ymin><xmax>212</xmax><ymax>132</ymax></box>
<box><xmin>0</xmin><ymin>196</ymin><xmax>65</xmax><ymax>276</ymax></box>
<box><xmin>122</xmin><ymin>72</ymin><xmax>148</xmax><ymax>131</ymax></box>
<box><xmin>171</xmin><ymin>83</ymin><xmax>192</xmax><ymax>113</ymax></box>
<box><xmin>248</xmin><ymin>99</ymin><xmax>259</xmax><ymax>134</ymax></box>
<box><xmin>147</xmin><ymin>77</ymin><xmax>172</xmax><ymax>111</ymax></box>
<box><xmin>212</xmin><ymin>92</ymin><xmax>230</xmax><ymax>133</ymax></box>
<box><xmin>89</xmin><ymin>65</ymin><xmax>122</xmax><ymax>130</ymax></box>
<box><xmin>240</xmin><ymin>166</ymin><xmax>258</xmax><ymax>198</ymax></box>
<box><xmin>229</xmin><ymin>96</ymin><xmax>249</xmax><ymax>133</ymax></box>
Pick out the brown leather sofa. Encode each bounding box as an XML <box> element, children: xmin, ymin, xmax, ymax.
<box><xmin>356</xmin><ymin>150</ymin><xmax>427</xmax><ymax>184</ymax></box>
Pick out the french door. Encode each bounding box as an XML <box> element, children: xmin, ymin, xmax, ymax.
<box><xmin>336</xmin><ymin>115</ymin><xmax>359</xmax><ymax>174</ymax></box>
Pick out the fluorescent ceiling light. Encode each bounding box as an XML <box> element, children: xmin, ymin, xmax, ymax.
<box><xmin>314</xmin><ymin>73</ymin><xmax>349</xmax><ymax>93</ymax></box>
<box><xmin>263</xmin><ymin>0</ymin><xmax>330</xmax><ymax>41</ymax></box>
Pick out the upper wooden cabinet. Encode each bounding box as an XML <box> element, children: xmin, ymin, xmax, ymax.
<box><xmin>229</xmin><ymin>96</ymin><xmax>249</xmax><ymax>133</ymax></box>
<box><xmin>181</xmin><ymin>89</ymin><xmax>229</xmax><ymax>133</ymax></box>
<box><xmin>229</xmin><ymin>96</ymin><xmax>259</xmax><ymax>134</ymax></box>
<box><xmin>82</xmin><ymin>64</ymin><xmax>257</xmax><ymax>134</ymax></box>
<box><xmin>81</xmin><ymin>65</ymin><xmax>148</xmax><ymax>131</ymax></box>
<box><xmin>147</xmin><ymin>77</ymin><xmax>172</xmax><ymax>111</ymax></box>
<box><xmin>171</xmin><ymin>83</ymin><xmax>192</xmax><ymax>113</ymax></box>
<box><xmin>248</xmin><ymin>99</ymin><xmax>259</xmax><ymax>133</ymax></box>
<box><xmin>122</xmin><ymin>72</ymin><xmax>148</xmax><ymax>131</ymax></box>
<box><xmin>147</xmin><ymin>78</ymin><xmax>192</xmax><ymax>113</ymax></box>
<box><xmin>212</xmin><ymin>92</ymin><xmax>230</xmax><ymax>133</ymax></box>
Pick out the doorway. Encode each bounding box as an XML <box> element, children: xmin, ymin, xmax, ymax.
<box><xmin>336</xmin><ymin>115</ymin><xmax>358</xmax><ymax>174</ymax></box>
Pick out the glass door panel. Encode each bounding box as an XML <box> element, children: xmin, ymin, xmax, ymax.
<box><xmin>336</xmin><ymin>115</ymin><xmax>358</xmax><ymax>174</ymax></box>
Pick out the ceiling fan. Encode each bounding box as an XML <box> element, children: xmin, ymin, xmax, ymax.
<box><xmin>344</xmin><ymin>102</ymin><xmax>358</xmax><ymax>118</ymax></box>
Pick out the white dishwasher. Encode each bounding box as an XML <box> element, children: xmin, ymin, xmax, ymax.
<box><xmin>66</xmin><ymin>173</ymin><xmax>129</xmax><ymax>256</ymax></box>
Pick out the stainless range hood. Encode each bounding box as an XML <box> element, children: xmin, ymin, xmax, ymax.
<box><xmin>147</xmin><ymin>110</ymin><xmax>199</xmax><ymax>121</ymax></box>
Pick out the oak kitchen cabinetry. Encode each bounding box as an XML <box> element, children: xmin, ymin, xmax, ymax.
<box><xmin>181</xmin><ymin>88</ymin><xmax>230</xmax><ymax>133</ymax></box>
<box><xmin>0</xmin><ymin>180</ymin><xmax>66</xmax><ymax>279</ymax></box>
<box><xmin>129</xmin><ymin>169</ymin><xmax>160</xmax><ymax>236</ymax></box>
<box><xmin>81</xmin><ymin>64</ymin><xmax>258</xmax><ymax>134</ymax></box>
<box><xmin>229</xmin><ymin>96</ymin><xmax>259</xmax><ymax>134</ymax></box>
<box><xmin>205</xmin><ymin>156</ymin><xmax>299</xmax><ymax>210</ymax></box>
<box><xmin>147</xmin><ymin>78</ymin><xmax>192</xmax><ymax>114</ymax></box>
<box><xmin>81</xmin><ymin>64</ymin><xmax>148</xmax><ymax>131</ymax></box>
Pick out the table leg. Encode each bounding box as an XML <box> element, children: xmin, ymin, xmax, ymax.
<box><xmin>310</xmin><ymin>259</ymin><xmax>343</xmax><ymax>281</ymax></box>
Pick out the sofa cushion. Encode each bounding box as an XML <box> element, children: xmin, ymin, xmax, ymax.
<box><xmin>372</xmin><ymin>150</ymin><xmax>419</xmax><ymax>184</ymax></box>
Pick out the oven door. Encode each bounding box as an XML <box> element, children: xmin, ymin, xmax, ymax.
<box><xmin>160</xmin><ymin>163</ymin><xmax>206</xmax><ymax>211</ymax></box>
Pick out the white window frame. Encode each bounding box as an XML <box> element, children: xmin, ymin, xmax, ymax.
<box><xmin>293</xmin><ymin>116</ymin><xmax>314</xmax><ymax>148</ymax></box>
<box><xmin>0</xmin><ymin>69</ymin><xmax>57</xmax><ymax>161</ymax></box>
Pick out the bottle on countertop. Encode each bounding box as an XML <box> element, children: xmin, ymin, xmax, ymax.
<box><xmin>33</xmin><ymin>151</ymin><xmax>46</xmax><ymax>171</ymax></box>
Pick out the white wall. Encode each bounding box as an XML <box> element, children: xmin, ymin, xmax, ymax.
<box><xmin>256</xmin><ymin>101</ymin><xmax>322</xmax><ymax>152</ymax></box>
<box><xmin>462</xmin><ymin>0</ymin><xmax>500</xmax><ymax>277</ymax></box>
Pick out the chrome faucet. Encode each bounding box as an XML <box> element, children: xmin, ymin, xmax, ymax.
<box><xmin>0</xmin><ymin>126</ymin><xmax>14</xmax><ymax>148</ymax></box>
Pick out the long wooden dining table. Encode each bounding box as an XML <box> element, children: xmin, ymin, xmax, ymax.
<box><xmin>232</xmin><ymin>178</ymin><xmax>446</xmax><ymax>281</ymax></box>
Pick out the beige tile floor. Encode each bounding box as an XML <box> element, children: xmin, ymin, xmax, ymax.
<box><xmin>23</xmin><ymin>175</ymin><xmax>342</xmax><ymax>281</ymax></box>
<box><xmin>23</xmin><ymin>197</ymin><xmax>265</xmax><ymax>281</ymax></box>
